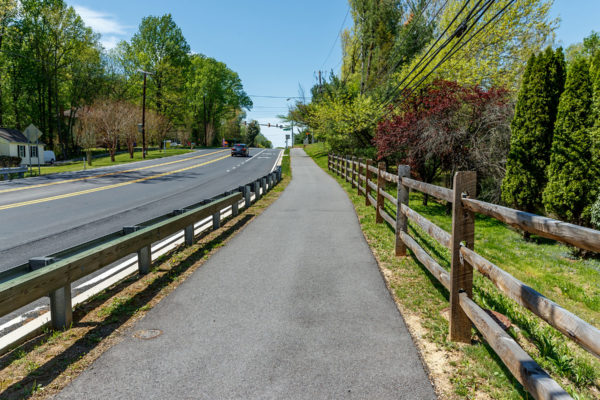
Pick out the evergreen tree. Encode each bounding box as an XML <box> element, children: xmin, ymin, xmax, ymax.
<box><xmin>501</xmin><ymin>47</ymin><xmax>565</xmax><ymax>213</ymax></box>
<box><xmin>542</xmin><ymin>57</ymin><xmax>595</xmax><ymax>224</ymax></box>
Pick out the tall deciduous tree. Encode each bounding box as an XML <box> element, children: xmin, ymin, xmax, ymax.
<box><xmin>185</xmin><ymin>54</ymin><xmax>251</xmax><ymax>146</ymax></box>
<box><xmin>399</xmin><ymin>0</ymin><xmax>556</xmax><ymax>91</ymax></box>
<box><xmin>501</xmin><ymin>47</ymin><xmax>566</xmax><ymax>214</ymax></box>
<box><xmin>246</xmin><ymin>120</ymin><xmax>260</xmax><ymax>147</ymax></box>
<box><xmin>117</xmin><ymin>14</ymin><xmax>190</xmax><ymax>124</ymax></box>
<box><xmin>543</xmin><ymin>57</ymin><xmax>596</xmax><ymax>225</ymax></box>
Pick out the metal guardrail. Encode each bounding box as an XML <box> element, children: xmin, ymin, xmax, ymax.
<box><xmin>0</xmin><ymin>166</ymin><xmax>27</xmax><ymax>180</ymax></box>
<box><xmin>0</xmin><ymin>167</ymin><xmax>282</xmax><ymax>335</ymax></box>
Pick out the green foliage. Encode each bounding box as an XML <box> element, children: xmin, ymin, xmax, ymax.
<box><xmin>185</xmin><ymin>54</ymin><xmax>251</xmax><ymax>146</ymax></box>
<box><xmin>116</xmin><ymin>14</ymin><xmax>190</xmax><ymax>125</ymax></box>
<box><xmin>246</xmin><ymin>120</ymin><xmax>260</xmax><ymax>147</ymax></box>
<box><xmin>591</xmin><ymin>193</ymin><xmax>600</xmax><ymax>230</ymax></box>
<box><xmin>502</xmin><ymin>47</ymin><xmax>566</xmax><ymax>212</ymax></box>
<box><xmin>398</xmin><ymin>0</ymin><xmax>556</xmax><ymax>91</ymax></box>
<box><xmin>543</xmin><ymin>57</ymin><xmax>596</xmax><ymax>224</ymax></box>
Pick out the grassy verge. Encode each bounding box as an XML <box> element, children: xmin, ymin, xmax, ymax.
<box><xmin>17</xmin><ymin>148</ymin><xmax>195</xmax><ymax>178</ymax></box>
<box><xmin>0</xmin><ymin>158</ymin><xmax>291</xmax><ymax>399</ymax></box>
<box><xmin>304</xmin><ymin>142</ymin><xmax>600</xmax><ymax>400</ymax></box>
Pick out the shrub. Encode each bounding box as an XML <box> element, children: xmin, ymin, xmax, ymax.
<box><xmin>0</xmin><ymin>156</ymin><xmax>22</xmax><ymax>167</ymax></box>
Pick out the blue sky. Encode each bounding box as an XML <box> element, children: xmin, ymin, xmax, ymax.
<box><xmin>68</xmin><ymin>0</ymin><xmax>600</xmax><ymax>148</ymax></box>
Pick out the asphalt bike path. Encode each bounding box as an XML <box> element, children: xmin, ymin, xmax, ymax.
<box><xmin>56</xmin><ymin>148</ymin><xmax>436</xmax><ymax>399</ymax></box>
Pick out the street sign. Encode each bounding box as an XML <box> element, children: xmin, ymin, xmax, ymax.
<box><xmin>23</xmin><ymin>124</ymin><xmax>42</xmax><ymax>142</ymax></box>
<box><xmin>285</xmin><ymin>134</ymin><xmax>290</xmax><ymax>140</ymax></box>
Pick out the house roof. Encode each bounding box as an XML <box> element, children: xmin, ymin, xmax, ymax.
<box><xmin>0</xmin><ymin>128</ymin><xmax>28</xmax><ymax>143</ymax></box>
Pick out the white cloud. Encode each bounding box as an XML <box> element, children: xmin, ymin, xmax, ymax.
<box><xmin>100</xmin><ymin>35</ymin><xmax>121</xmax><ymax>50</ymax></box>
<box><xmin>73</xmin><ymin>5</ymin><xmax>127</xmax><ymax>36</ymax></box>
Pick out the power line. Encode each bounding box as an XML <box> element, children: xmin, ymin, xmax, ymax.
<box><xmin>380</xmin><ymin>0</ymin><xmax>477</xmax><ymax>105</ymax></box>
<box><xmin>382</xmin><ymin>0</ymin><xmax>515</xmax><ymax>116</ymax></box>
<box><xmin>248</xmin><ymin>95</ymin><xmax>308</xmax><ymax>99</ymax></box>
<box><xmin>365</xmin><ymin>0</ymin><xmax>443</xmax><ymax>91</ymax></box>
<box><xmin>321</xmin><ymin>6</ymin><xmax>351</xmax><ymax>70</ymax></box>
<box><xmin>380</xmin><ymin>0</ymin><xmax>494</xmax><ymax>109</ymax></box>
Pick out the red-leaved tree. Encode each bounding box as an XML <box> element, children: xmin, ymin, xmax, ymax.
<box><xmin>375</xmin><ymin>79</ymin><xmax>512</xmax><ymax>203</ymax></box>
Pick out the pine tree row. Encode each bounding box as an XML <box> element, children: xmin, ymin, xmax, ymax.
<box><xmin>502</xmin><ymin>47</ymin><xmax>600</xmax><ymax>228</ymax></box>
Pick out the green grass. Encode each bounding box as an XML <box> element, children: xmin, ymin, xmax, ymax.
<box><xmin>304</xmin><ymin>142</ymin><xmax>600</xmax><ymax>399</ymax></box>
<box><xmin>281</xmin><ymin>147</ymin><xmax>291</xmax><ymax>177</ymax></box>
<box><xmin>18</xmin><ymin>148</ymin><xmax>195</xmax><ymax>178</ymax></box>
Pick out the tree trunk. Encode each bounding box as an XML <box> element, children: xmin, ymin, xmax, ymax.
<box><xmin>110</xmin><ymin>150</ymin><xmax>115</xmax><ymax>162</ymax></box>
<box><xmin>86</xmin><ymin>150</ymin><xmax>92</xmax><ymax>166</ymax></box>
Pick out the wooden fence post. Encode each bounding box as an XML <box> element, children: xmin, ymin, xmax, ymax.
<box><xmin>336</xmin><ymin>155</ymin><xmax>340</xmax><ymax>176</ymax></box>
<box><xmin>344</xmin><ymin>155</ymin><xmax>349</xmax><ymax>182</ymax></box>
<box><xmin>357</xmin><ymin>158</ymin><xmax>363</xmax><ymax>196</ymax></box>
<box><xmin>376</xmin><ymin>161</ymin><xmax>386</xmax><ymax>223</ymax></box>
<box><xmin>365</xmin><ymin>159</ymin><xmax>373</xmax><ymax>206</ymax></box>
<box><xmin>328</xmin><ymin>153</ymin><xmax>331</xmax><ymax>171</ymax></box>
<box><xmin>396</xmin><ymin>165</ymin><xmax>410</xmax><ymax>256</ymax></box>
<box><xmin>351</xmin><ymin>156</ymin><xmax>357</xmax><ymax>189</ymax></box>
<box><xmin>449</xmin><ymin>171</ymin><xmax>477</xmax><ymax>343</ymax></box>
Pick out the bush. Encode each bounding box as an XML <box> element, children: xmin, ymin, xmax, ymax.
<box><xmin>0</xmin><ymin>156</ymin><xmax>22</xmax><ymax>167</ymax></box>
<box><xmin>591</xmin><ymin>192</ymin><xmax>600</xmax><ymax>229</ymax></box>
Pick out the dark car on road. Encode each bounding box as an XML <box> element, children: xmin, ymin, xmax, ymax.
<box><xmin>231</xmin><ymin>143</ymin><xmax>249</xmax><ymax>157</ymax></box>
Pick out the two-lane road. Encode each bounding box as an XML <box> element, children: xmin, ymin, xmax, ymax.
<box><xmin>0</xmin><ymin>147</ymin><xmax>281</xmax><ymax>272</ymax></box>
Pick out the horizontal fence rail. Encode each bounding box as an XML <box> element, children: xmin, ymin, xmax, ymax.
<box><xmin>327</xmin><ymin>153</ymin><xmax>600</xmax><ymax>400</ymax></box>
<box><xmin>0</xmin><ymin>168</ymin><xmax>282</xmax><ymax>339</ymax></box>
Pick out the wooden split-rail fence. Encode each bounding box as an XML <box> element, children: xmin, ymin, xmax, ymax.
<box><xmin>328</xmin><ymin>154</ymin><xmax>600</xmax><ymax>400</ymax></box>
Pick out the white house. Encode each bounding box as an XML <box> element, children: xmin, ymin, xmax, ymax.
<box><xmin>0</xmin><ymin>128</ymin><xmax>45</xmax><ymax>165</ymax></box>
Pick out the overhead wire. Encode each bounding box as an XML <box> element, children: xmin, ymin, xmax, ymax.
<box><xmin>380</xmin><ymin>0</ymin><xmax>483</xmax><ymax>106</ymax></box>
<box><xmin>321</xmin><ymin>6</ymin><xmax>352</xmax><ymax>71</ymax></box>
<box><xmin>380</xmin><ymin>0</ymin><xmax>515</xmax><ymax>118</ymax></box>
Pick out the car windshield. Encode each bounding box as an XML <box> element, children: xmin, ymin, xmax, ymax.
<box><xmin>235</xmin><ymin>144</ymin><xmax>245</xmax><ymax>148</ymax></box>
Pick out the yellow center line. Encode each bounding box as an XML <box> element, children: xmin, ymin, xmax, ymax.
<box><xmin>0</xmin><ymin>149</ymin><xmax>229</xmax><ymax>194</ymax></box>
<box><xmin>0</xmin><ymin>154</ymin><xmax>231</xmax><ymax>211</ymax></box>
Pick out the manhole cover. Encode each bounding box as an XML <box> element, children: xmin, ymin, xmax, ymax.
<box><xmin>133</xmin><ymin>329</ymin><xmax>163</xmax><ymax>340</ymax></box>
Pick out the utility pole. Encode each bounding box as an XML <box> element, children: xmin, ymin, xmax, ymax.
<box><xmin>138</xmin><ymin>69</ymin><xmax>153</xmax><ymax>159</ymax></box>
<box><xmin>291</xmin><ymin>120</ymin><xmax>294</xmax><ymax>147</ymax></box>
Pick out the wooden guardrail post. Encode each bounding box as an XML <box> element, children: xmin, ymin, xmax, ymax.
<box><xmin>449</xmin><ymin>171</ymin><xmax>477</xmax><ymax>343</ymax></box>
<box><xmin>396</xmin><ymin>165</ymin><xmax>410</xmax><ymax>256</ymax></box>
<box><xmin>34</xmin><ymin>257</ymin><xmax>72</xmax><ymax>330</ymax></box>
<box><xmin>261</xmin><ymin>176</ymin><xmax>267</xmax><ymax>195</ymax></box>
<box><xmin>376</xmin><ymin>161</ymin><xmax>386</xmax><ymax>223</ymax></box>
<box><xmin>365</xmin><ymin>159</ymin><xmax>373</xmax><ymax>206</ymax></box>
<box><xmin>357</xmin><ymin>158</ymin><xmax>363</xmax><ymax>196</ymax></box>
<box><xmin>232</xmin><ymin>197</ymin><xmax>239</xmax><ymax>217</ymax></box>
<box><xmin>124</xmin><ymin>226</ymin><xmax>151</xmax><ymax>274</ymax></box>
<box><xmin>351</xmin><ymin>156</ymin><xmax>357</xmax><ymax>189</ymax></box>
<box><xmin>241</xmin><ymin>185</ymin><xmax>251</xmax><ymax>208</ymax></box>
<box><xmin>254</xmin><ymin>180</ymin><xmax>261</xmax><ymax>200</ymax></box>
<box><xmin>213</xmin><ymin>209</ymin><xmax>221</xmax><ymax>230</ymax></box>
<box><xmin>50</xmin><ymin>284</ymin><xmax>72</xmax><ymax>330</ymax></box>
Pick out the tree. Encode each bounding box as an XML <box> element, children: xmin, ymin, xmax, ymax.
<box><xmin>246</xmin><ymin>120</ymin><xmax>260</xmax><ymax>147</ymax></box>
<box><xmin>376</xmin><ymin>79</ymin><xmax>512</xmax><ymax>203</ymax></box>
<box><xmin>396</xmin><ymin>0</ymin><xmax>556</xmax><ymax>92</ymax></box>
<box><xmin>542</xmin><ymin>57</ymin><xmax>596</xmax><ymax>225</ymax></box>
<box><xmin>74</xmin><ymin>106</ymin><xmax>97</xmax><ymax>166</ymax></box>
<box><xmin>501</xmin><ymin>47</ymin><xmax>566</xmax><ymax>214</ymax></box>
<box><xmin>116</xmin><ymin>14</ymin><xmax>190</xmax><ymax>124</ymax></box>
<box><xmin>146</xmin><ymin>110</ymin><xmax>171</xmax><ymax>148</ymax></box>
<box><xmin>185</xmin><ymin>54</ymin><xmax>251</xmax><ymax>146</ymax></box>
